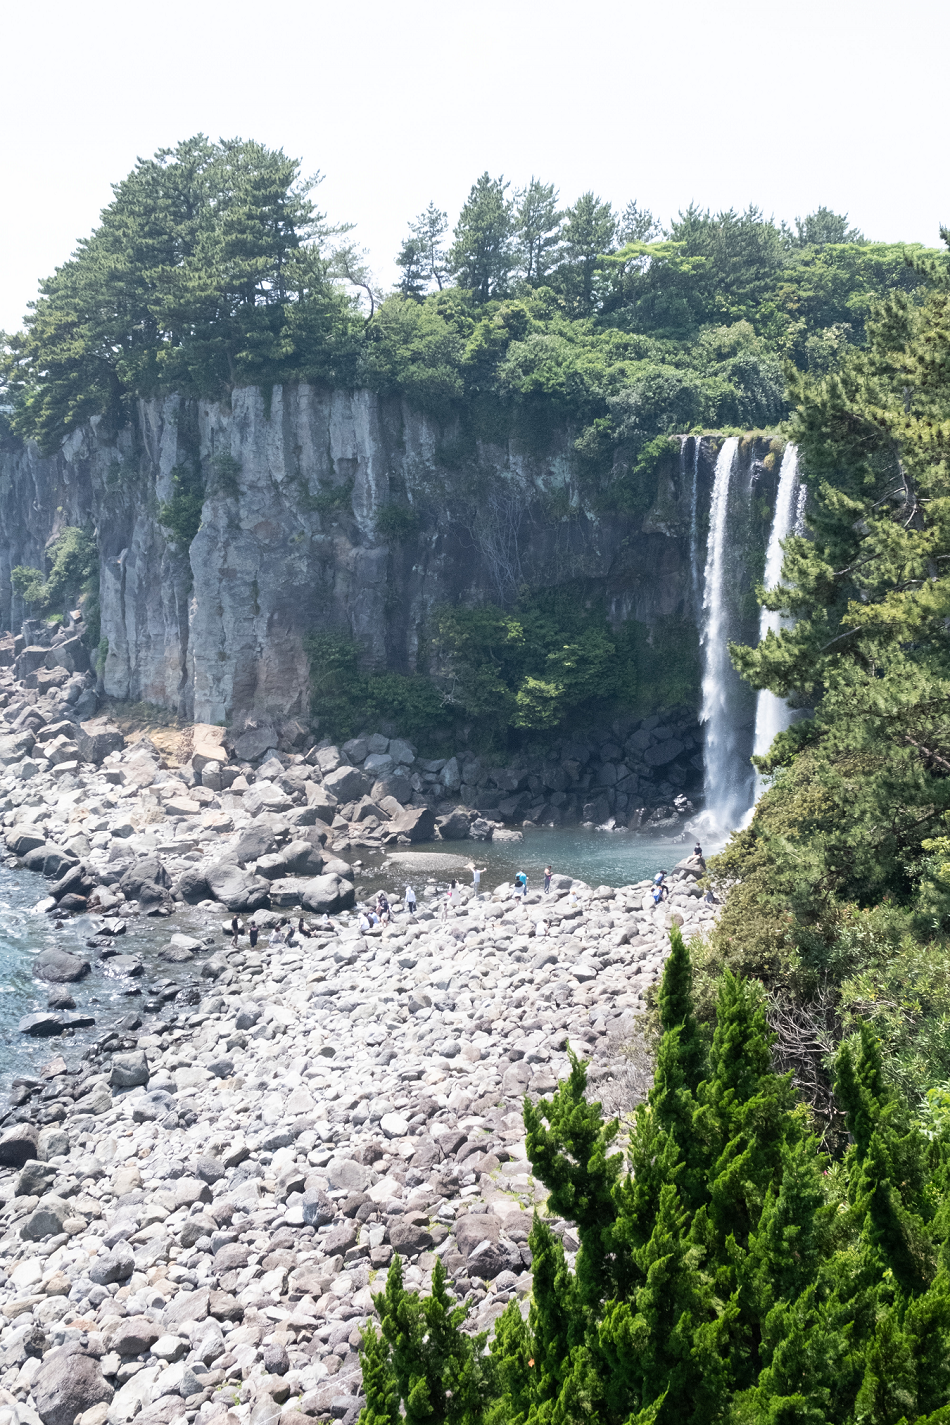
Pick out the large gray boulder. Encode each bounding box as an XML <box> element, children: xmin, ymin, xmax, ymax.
<box><xmin>233</xmin><ymin>723</ymin><xmax>277</xmax><ymax>761</ymax></box>
<box><xmin>32</xmin><ymin>1347</ymin><xmax>114</xmax><ymax>1425</ymax></box>
<box><xmin>5</xmin><ymin>827</ymin><xmax>46</xmax><ymax>856</ymax></box>
<box><xmin>390</xmin><ymin>806</ymin><xmax>435</xmax><ymax>842</ymax></box>
<box><xmin>256</xmin><ymin>839</ymin><xmax>323</xmax><ymax>879</ymax></box>
<box><xmin>74</xmin><ymin>718</ymin><xmax>125</xmax><ymax>764</ymax></box>
<box><xmin>0</xmin><ymin>1123</ymin><xmax>39</xmax><ymax>1167</ymax></box>
<box><xmin>33</xmin><ymin>948</ymin><xmax>90</xmax><ymax>983</ymax></box>
<box><xmin>111</xmin><ymin>1050</ymin><xmax>149</xmax><ymax>1089</ymax></box>
<box><xmin>205</xmin><ymin>861</ymin><xmax>270</xmax><ymax>912</ymax></box>
<box><xmin>436</xmin><ymin>809</ymin><xmax>471</xmax><ymax>840</ymax></box>
<box><xmin>301</xmin><ymin>873</ymin><xmax>355</xmax><ymax>914</ymax></box>
<box><xmin>45</xmin><ymin>637</ymin><xmax>90</xmax><ymax>674</ymax></box>
<box><xmin>372</xmin><ymin>772</ymin><xmax>413</xmax><ymax>805</ymax></box>
<box><xmin>120</xmin><ymin>857</ymin><xmax>171</xmax><ymax>899</ymax></box>
<box><xmin>23</xmin><ymin>844</ymin><xmax>78</xmax><ymax>878</ymax></box>
<box><xmin>232</xmin><ymin>825</ymin><xmax>278</xmax><ymax>865</ymax></box>
<box><xmin>322</xmin><ymin>764</ymin><xmax>365</xmax><ymax>802</ymax></box>
<box><xmin>174</xmin><ymin>868</ymin><xmax>211</xmax><ymax>903</ymax></box>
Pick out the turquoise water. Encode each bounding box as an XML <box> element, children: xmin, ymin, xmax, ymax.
<box><xmin>359</xmin><ymin>824</ymin><xmax>724</xmax><ymax>897</ymax></box>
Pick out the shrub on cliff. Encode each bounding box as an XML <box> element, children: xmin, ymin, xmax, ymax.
<box><xmin>360</xmin><ymin>933</ymin><xmax>950</xmax><ymax>1424</ymax></box>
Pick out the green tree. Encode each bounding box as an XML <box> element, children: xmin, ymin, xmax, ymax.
<box><xmin>557</xmin><ymin>191</ymin><xmax>617</xmax><ymax>313</ymax></box>
<box><xmin>449</xmin><ymin>173</ymin><xmax>516</xmax><ymax>302</ymax></box>
<box><xmin>514</xmin><ymin>177</ymin><xmax>562</xmax><ymax>285</ymax></box>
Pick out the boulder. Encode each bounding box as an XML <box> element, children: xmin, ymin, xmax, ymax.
<box><xmin>322</xmin><ymin>764</ymin><xmax>365</xmax><ymax>802</ymax></box>
<box><xmin>45</xmin><ymin>637</ymin><xmax>90</xmax><ymax>674</ymax></box>
<box><xmin>232</xmin><ymin>826</ymin><xmax>278</xmax><ymax>865</ymax></box>
<box><xmin>74</xmin><ymin>719</ymin><xmax>124</xmax><ymax>765</ymax></box>
<box><xmin>436</xmin><ymin>809</ymin><xmax>471</xmax><ymax>840</ymax></box>
<box><xmin>104</xmin><ymin>1315</ymin><xmax>162</xmax><ymax>1357</ymax></box>
<box><xmin>173</xmin><ymin>868</ymin><xmax>211</xmax><ymax>904</ymax></box>
<box><xmin>390</xmin><ymin>806</ymin><xmax>435</xmax><ymax>842</ymax></box>
<box><xmin>6</xmin><ymin>828</ymin><xmax>46</xmax><ymax>856</ymax></box>
<box><xmin>300</xmin><ymin>873</ymin><xmax>355</xmax><ymax>915</ymax></box>
<box><xmin>372</xmin><ymin>772</ymin><xmax>413</xmax><ymax>805</ymax></box>
<box><xmin>19</xmin><ymin>1012</ymin><xmax>66</xmax><ymax>1036</ymax></box>
<box><xmin>0</xmin><ymin>1123</ymin><xmax>39</xmax><ymax>1168</ymax></box>
<box><xmin>32</xmin><ymin>1347</ymin><xmax>114</xmax><ymax>1425</ymax></box>
<box><xmin>33</xmin><ymin>948</ymin><xmax>90</xmax><ymax>983</ymax></box>
<box><xmin>22</xmin><ymin>1193</ymin><xmax>72</xmax><ymax>1240</ymax></box>
<box><xmin>440</xmin><ymin>757</ymin><xmax>461</xmax><ymax>791</ymax></box>
<box><xmin>23</xmin><ymin>844</ymin><xmax>78</xmax><ymax>878</ymax></box>
<box><xmin>205</xmin><ymin>862</ymin><xmax>270</xmax><ymax>912</ymax></box>
<box><xmin>233</xmin><ymin>723</ymin><xmax>277</xmax><ymax>761</ymax></box>
<box><xmin>304</xmin><ymin>784</ymin><xmax>339</xmax><ymax>822</ymax></box>
<box><xmin>0</xmin><ymin>730</ymin><xmax>36</xmax><ymax>765</ymax></box>
<box><xmin>189</xmin><ymin>723</ymin><xmax>228</xmax><ymax>775</ymax></box>
<box><xmin>110</xmin><ymin>1051</ymin><xmax>149</xmax><ymax>1089</ymax></box>
<box><xmin>119</xmin><ymin>857</ymin><xmax>171</xmax><ymax>900</ymax></box>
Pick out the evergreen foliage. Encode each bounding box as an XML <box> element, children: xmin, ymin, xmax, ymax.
<box><xmin>359</xmin><ymin>941</ymin><xmax>950</xmax><ymax>1423</ymax></box>
<box><xmin>2</xmin><ymin>138</ymin><xmax>939</xmax><ymax>489</ymax></box>
<box><xmin>701</xmin><ymin>229</ymin><xmax>950</xmax><ymax>1098</ymax></box>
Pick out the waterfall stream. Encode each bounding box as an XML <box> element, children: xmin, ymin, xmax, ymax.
<box><xmin>699</xmin><ymin>435</ymin><xmax>754</xmax><ymax>833</ymax></box>
<box><xmin>749</xmin><ymin>443</ymin><xmax>804</xmax><ymax>803</ymax></box>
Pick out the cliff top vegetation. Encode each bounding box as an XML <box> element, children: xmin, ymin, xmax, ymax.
<box><xmin>0</xmin><ymin>136</ymin><xmax>941</xmax><ymax>465</ymax></box>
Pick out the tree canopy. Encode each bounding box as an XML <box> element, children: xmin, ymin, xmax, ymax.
<box><xmin>2</xmin><ymin>139</ymin><xmax>941</xmax><ymax>472</ymax></box>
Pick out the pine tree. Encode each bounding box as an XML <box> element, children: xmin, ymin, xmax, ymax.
<box><xmin>371</xmin><ymin>1255</ymin><xmax>488</xmax><ymax>1424</ymax></box>
<box><xmin>357</xmin><ymin>1323</ymin><xmax>401</xmax><ymax>1425</ymax></box>
<box><xmin>449</xmin><ymin>174</ymin><xmax>516</xmax><ymax>302</ymax></box>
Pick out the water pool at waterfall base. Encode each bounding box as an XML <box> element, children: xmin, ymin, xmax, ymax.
<box><xmin>0</xmin><ymin>824</ymin><xmax>725</xmax><ymax>1095</ymax></box>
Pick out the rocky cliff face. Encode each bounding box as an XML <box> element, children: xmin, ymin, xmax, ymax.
<box><xmin>0</xmin><ymin>388</ymin><xmax>778</xmax><ymax>728</ymax></box>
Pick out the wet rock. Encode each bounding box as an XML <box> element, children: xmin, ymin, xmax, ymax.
<box><xmin>19</xmin><ymin>1012</ymin><xmax>67</xmax><ymax>1036</ymax></box>
<box><xmin>436</xmin><ymin>809</ymin><xmax>470</xmax><ymax>840</ymax></box>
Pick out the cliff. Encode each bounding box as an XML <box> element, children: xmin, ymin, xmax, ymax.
<box><xmin>0</xmin><ymin>387</ymin><xmax>779</xmax><ymax>731</ymax></box>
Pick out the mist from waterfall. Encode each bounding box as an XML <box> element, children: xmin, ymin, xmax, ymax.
<box><xmin>750</xmin><ymin>444</ymin><xmax>804</xmax><ymax>804</ymax></box>
<box><xmin>699</xmin><ymin>436</ymin><xmax>753</xmax><ymax>833</ymax></box>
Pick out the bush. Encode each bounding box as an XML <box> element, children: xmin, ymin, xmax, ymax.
<box><xmin>158</xmin><ymin>463</ymin><xmax>204</xmax><ymax>546</ymax></box>
<box><xmin>10</xmin><ymin>526</ymin><xmax>98</xmax><ymax>615</ymax></box>
<box><xmin>305</xmin><ymin>631</ymin><xmax>449</xmax><ymax>743</ymax></box>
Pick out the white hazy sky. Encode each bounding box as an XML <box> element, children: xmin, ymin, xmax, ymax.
<box><xmin>1</xmin><ymin>0</ymin><xmax>944</xmax><ymax>333</ymax></box>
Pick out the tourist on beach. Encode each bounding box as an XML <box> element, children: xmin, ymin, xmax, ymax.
<box><xmin>651</xmin><ymin>872</ymin><xmax>669</xmax><ymax>906</ymax></box>
<box><xmin>359</xmin><ymin>908</ymin><xmax>372</xmax><ymax>932</ymax></box>
<box><xmin>544</xmin><ymin>865</ymin><xmax>552</xmax><ymax>894</ymax></box>
<box><xmin>515</xmin><ymin>871</ymin><xmax>528</xmax><ymax>898</ymax></box>
<box><xmin>248</xmin><ymin>921</ymin><xmax>259</xmax><ymax>948</ymax></box>
<box><xmin>470</xmin><ymin>864</ymin><xmax>485</xmax><ymax>893</ymax></box>
<box><xmin>376</xmin><ymin>891</ymin><xmax>391</xmax><ymax>924</ymax></box>
<box><xmin>404</xmin><ymin>885</ymin><xmax>417</xmax><ymax>915</ymax></box>
<box><xmin>230</xmin><ymin>915</ymin><xmax>242</xmax><ymax>946</ymax></box>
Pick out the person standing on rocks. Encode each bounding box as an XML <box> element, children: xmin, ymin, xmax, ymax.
<box><xmin>248</xmin><ymin>920</ymin><xmax>259</xmax><ymax>948</ymax></box>
<box><xmin>544</xmin><ymin>865</ymin><xmax>552</xmax><ymax>894</ymax></box>
<box><xmin>515</xmin><ymin>871</ymin><xmax>528</xmax><ymax>899</ymax></box>
<box><xmin>230</xmin><ymin>915</ymin><xmax>243</xmax><ymax>947</ymax></box>
<box><xmin>404</xmin><ymin>885</ymin><xmax>417</xmax><ymax>915</ymax></box>
<box><xmin>469</xmin><ymin>864</ymin><xmax>486</xmax><ymax>894</ymax></box>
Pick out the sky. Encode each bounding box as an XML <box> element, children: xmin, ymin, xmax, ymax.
<box><xmin>0</xmin><ymin>0</ymin><xmax>944</xmax><ymax>332</ymax></box>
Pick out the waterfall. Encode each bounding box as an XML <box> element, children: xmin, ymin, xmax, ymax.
<box><xmin>750</xmin><ymin>444</ymin><xmax>803</xmax><ymax>800</ymax></box>
<box><xmin>700</xmin><ymin>435</ymin><xmax>754</xmax><ymax>832</ymax></box>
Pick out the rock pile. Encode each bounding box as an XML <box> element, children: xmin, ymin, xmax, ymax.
<box><xmin>0</xmin><ymin>857</ymin><xmax>716</xmax><ymax>1425</ymax></box>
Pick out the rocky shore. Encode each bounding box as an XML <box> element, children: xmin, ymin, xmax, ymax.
<box><xmin>0</xmin><ymin>625</ymin><xmax>717</xmax><ymax>1425</ymax></box>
